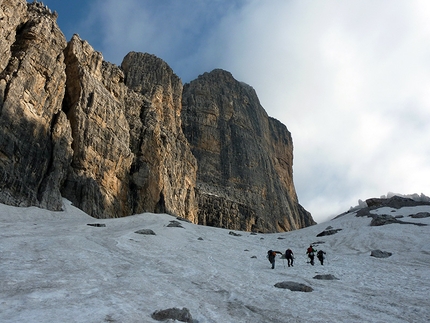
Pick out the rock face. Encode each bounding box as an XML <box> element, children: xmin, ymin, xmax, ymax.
<box><xmin>182</xmin><ymin>70</ymin><xmax>314</xmax><ymax>232</ymax></box>
<box><xmin>0</xmin><ymin>0</ymin><xmax>314</xmax><ymax>232</ymax></box>
<box><xmin>0</xmin><ymin>0</ymin><xmax>69</xmax><ymax>209</ymax></box>
<box><xmin>121</xmin><ymin>52</ymin><xmax>198</xmax><ymax>223</ymax></box>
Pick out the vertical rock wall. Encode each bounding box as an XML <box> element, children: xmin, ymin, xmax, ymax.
<box><xmin>121</xmin><ymin>52</ymin><xmax>198</xmax><ymax>222</ymax></box>
<box><xmin>0</xmin><ymin>0</ymin><xmax>69</xmax><ymax>209</ymax></box>
<box><xmin>61</xmin><ymin>35</ymin><xmax>133</xmax><ymax>218</ymax></box>
<box><xmin>182</xmin><ymin>70</ymin><xmax>314</xmax><ymax>232</ymax></box>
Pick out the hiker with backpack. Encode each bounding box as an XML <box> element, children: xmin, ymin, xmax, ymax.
<box><xmin>284</xmin><ymin>248</ymin><xmax>294</xmax><ymax>267</ymax></box>
<box><xmin>267</xmin><ymin>250</ymin><xmax>282</xmax><ymax>269</ymax></box>
<box><xmin>317</xmin><ymin>250</ymin><xmax>326</xmax><ymax>265</ymax></box>
<box><xmin>306</xmin><ymin>245</ymin><xmax>317</xmax><ymax>265</ymax></box>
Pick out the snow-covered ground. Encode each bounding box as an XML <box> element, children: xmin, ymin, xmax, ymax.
<box><xmin>0</xmin><ymin>199</ymin><xmax>429</xmax><ymax>323</ymax></box>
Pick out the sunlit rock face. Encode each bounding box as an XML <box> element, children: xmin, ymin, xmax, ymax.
<box><xmin>182</xmin><ymin>69</ymin><xmax>315</xmax><ymax>232</ymax></box>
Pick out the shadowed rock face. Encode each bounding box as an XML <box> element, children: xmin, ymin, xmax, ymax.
<box><xmin>182</xmin><ymin>70</ymin><xmax>314</xmax><ymax>232</ymax></box>
<box><xmin>0</xmin><ymin>1</ymin><xmax>314</xmax><ymax>232</ymax></box>
<box><xmin>0</xmin><ymin>0</ymin><xmax>69</xmax><ymax>209</ymax></box>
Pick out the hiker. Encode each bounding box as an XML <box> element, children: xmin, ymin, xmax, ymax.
<box><xmin>317</xmin><ymin>250</ymin><xmax>326</xmax><ymax>265</ymax></box>
<box><xmin>285</xmin><ymin>248</ymin><xmax>294</xmax><ymax>267</ymax></box>
<box><xmin>306</xmin><ymin>245</ymin><xmax>316</xmax><ymax>265</ymax></box>
<box><xmin>267</xmin><ymin>250</ymin><xmax>282</xmax><ymax>269</ymax></box>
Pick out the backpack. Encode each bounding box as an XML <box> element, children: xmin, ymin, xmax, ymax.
<box><xmin>307</xmin><ymin>247</ymin><xmax>314</xmax><ymax>256</ymax></box>
<box><xmin>285</xmin><ymin>249</ymin><xmax>292</xmax><ymax>257</ymax></box>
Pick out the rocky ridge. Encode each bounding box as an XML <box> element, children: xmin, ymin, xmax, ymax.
<box><xmin>0</xmin><ymin>0</ymin><xmax>314</xmax><ymax>232</ymax></box>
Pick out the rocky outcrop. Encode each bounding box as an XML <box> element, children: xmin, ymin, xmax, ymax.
<box><xmin>0</xmin><ymin>1</ymin><xmax>313</xmax><ymax>232</ymax></box>
<box><xmin>0</xmin><ymin>0</ymin><xmax>68</xmax><ymax>209</ymax></box>
<box><xmin>121</xmin><ymin>52</ymin><xmax>198</xmax><ymax>223</ymax></box>
<box><xmin>61</xmin><ymin>35</ymin><xmax>133</xmax><ymax>218</ymax></box>
<box><xmin>0</xmin><ymin>1</ymin><xmax>197</xmax><ymax>221</ymax></box>
<box><xmin>182</xmin><ymin>70</ymin><xmax>314</xmax><ymax>232</ymax></box>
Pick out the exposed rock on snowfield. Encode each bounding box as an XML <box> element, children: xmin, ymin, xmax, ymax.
<box><xmin>313</xmin><ymin>274</ymin><xmax>339</xmax><ymax>280</ymax></box>
<box><xmin>274</xmin><ymin>281</ymin><xmax>313</xmax><ymax>292</ymax></box>
<box><xmin>0</xmin><ymin>0</ymin><xmax>313</xmax><ymax>232</ymax></box>
<box><xmin>182</xmin><ymin>70</ymin><xmax>314</xmax><ymax>232</ymax></box>
<box><xmin>370</xmin><ymin>250</ymin><xmax>393</xmax><ymax>258</ymax></box>
<box><xmin>364</xmin><ymin>195</ymin><xmax>430</xmax><ymax>209</ymax></box>
<box><xmin>316</xmin><ymin>228</ymin><xmax>342</xmax><ymax>237</ymax></box>
<box><xmin>151</xmin><ymin>307</ymin><xmax>194</xmax><ymax>322</ymax></box>
<box><xmin>135</xmin><ymin>228</ymin><xmax>156</xmax><ymax>235</ymax></box>
<box><xmin>410</xmin><ymin>212</ymin><xmax>430</xmax><ymax>218</ymax></box>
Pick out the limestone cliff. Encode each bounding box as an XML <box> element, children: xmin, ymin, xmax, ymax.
<box><xmin>182</xmin><ymin>70</ymin><xmax>314</xmax><ymax>232</ymax></box>
<box><xmin>0</xmin><ymin>0</ymin><xmax>313</xmax><ymax>231</ymax></box>
<box><xmin>0</xmin><ymin>0</ymin><xmax>69</xmax><ymax>209</ymax></box>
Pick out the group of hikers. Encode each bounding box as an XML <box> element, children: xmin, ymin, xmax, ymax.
<box><xmin>267</xmin><ymin>245</ymin><xmax>326</xmax><ymax>269</ymax></box>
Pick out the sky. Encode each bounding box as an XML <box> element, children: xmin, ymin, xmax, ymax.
<box><xmin>37</xmin><ymin>0</ymin><xmax>430</xmax><ymax>223</ymax></box>
<box><xmin>1</xmin><ymin>199</ymin><xmax>429</xmax><ymax>322</ymax></box>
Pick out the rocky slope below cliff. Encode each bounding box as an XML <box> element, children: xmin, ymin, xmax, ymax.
<box><xmin>0</xmin><ymin>0</ymin><xmax>314</xmax><ymax>232</ymax></box>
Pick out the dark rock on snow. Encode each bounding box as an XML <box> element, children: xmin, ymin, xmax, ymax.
<box><xmin>229</xmin><ymin>231</ymin><xmax>242</xmax><ymax>236</ymax></box>
<box><xmin>151</xmin><ymin>307</ymin><xmax>195</xmax><ymax>322</ymax></box>
<box><xmin>313</xmin><ymin>274</ymin><xmax>339</xmax><ymax>280</ymax></box>
<box><xmin>370</xmin><ymin>215</ymin><xmax>427</xmax><ymax>227</ymax></box>
<box><xmin>274</xmin><ymin>281</ymin><xmax>313</xmax><ymax>292</ymax></box>
<box><xmin>87</xmin><ymin>223</ymin><xmax>106</xmax><ymax>227</ymax></box>
<box><xmin>134</xmin><ymin>229</ymin><xmax>156</xmax><ymax>235</ymax></box>
<box><xmin>316</xmin><ymin>228</ymin><xmax>342</xmax><ymax>237</ymax></box>
<box><xmin>167</xmin><ymin>220</ymin><xmax>184</xmax><ymax>228</ymax></box>
<box><xmin>370</xmin><ymin>250</ymin><xmax>392</xmax><ymax>258</ymax></box>
<box><xmin>410</xmin><ymin>212</ymin><xmax>430</xmax><ymax>218</ymax></box>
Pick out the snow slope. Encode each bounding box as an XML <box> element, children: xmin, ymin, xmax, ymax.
<box><xmin>0</xmin><ymin>200</ymin><xmax>429</xmax><ymax>323</ymax></box>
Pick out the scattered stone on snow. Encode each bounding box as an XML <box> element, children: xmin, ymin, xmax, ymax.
<box><xmin>251</xmin><ymin>256</ymin><xmax>257</xmax><ymax>258</ymax></box>
<box><xmin>277</xmin><ymin>237</ymin><xmax>285</xmax><ymax>239</ymax></box>
<box><xmin>274</xmin><ymin>281</ymin><xmax>313</xmax><ymax>292</ymax></box>
<box><xmin>197</xmin><ymin>237</ymin><xmax>204</xmax><ymax>240</ymax></box>
<box><xmin>316</xmin><ymin>228</ymin><xmax>342</xmax><ymax>237</ymax></box>
<box><xmin>151</xmin><ymin>307</ymin><xmax>194</xmax><ymax>322</ymax></box>
<box><xmin>167</xmin><ymin>220</ymin><xmax>184</xmax><ymax>228</ymax></box>
<box><xmin>410</xmin><ymin>212</ymin><xmax>430</xmax><ymax>218</ymax></box>
<box><xmin>134</xmin><ymin>229</ymin><xmax>156</xmax><ymax>235</ymax></box>
<box><xmin>250</xmin><ymin>232</ymin><xmax>258</xmax><ymax>235</ymax></box>
<box><xmin>87</xmin><ymin>223</ymin><xmax>106</xmax><ymax>227</ymax></box>
<box><xmin>313</xmin><ymin>274</ymin><xmax>339</xmax><ymax>280</ymax></box>
<box><xmin>229</xmin><ymin>231</ymin><xmax>242</xmax><ymax>236</ymax></box>
<box><xmin>370</xmin><ymin>249</ymin><xmax>392</xmax><ymax>258</ymax></box>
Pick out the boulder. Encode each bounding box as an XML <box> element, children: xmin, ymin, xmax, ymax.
<box><xmin>410</xmin><ymin>212</ymin><xmax>430</xmax><ymax>218</ymax></box>
<box><xmin>135</xmin><ymin>229</ymin><xmax>156</xmax><ymax>235</ymax></box>
<box><xmin>370</xmin><ymin>250</ymin><xmax>392</xmax><ymax>258</ymax></box>
<box><xmin>274</xmin><ymin>281</ymin><xmax>313</xmax><ymax>292</ymax></box>
<box><xmin>151</xmin><ymin>307</ymin><xmax>194</xmax><ymax>322</ymax></box>
<box><xmin>316</xmin><ymin>228</ymin><xmax>342</xmax><ymax>237</ymax></box>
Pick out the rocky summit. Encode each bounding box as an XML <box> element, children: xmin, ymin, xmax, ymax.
<box><xmin>0</xmin><ymin>0</ymin><xmax>314</xmax><ymax>232</ymax></box>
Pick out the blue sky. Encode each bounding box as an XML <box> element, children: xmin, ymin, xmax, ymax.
<box><xmin>36</xmin><ymin>0</ymin><xmax>430</xmax><ymax>223</ymax></box>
